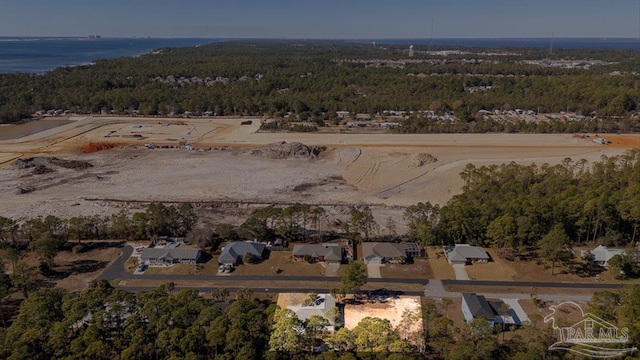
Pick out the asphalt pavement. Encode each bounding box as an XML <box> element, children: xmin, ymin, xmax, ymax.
<box><xmin>99</xmin><ymin>245</ymin><xmax>624</xmax><ymax>297</ymax></box>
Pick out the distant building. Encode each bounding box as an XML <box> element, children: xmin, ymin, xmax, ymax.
<box><xmin>409</xmin><ymin>45</ymin><xmax>414</xmax><ymax>57</ymax></box>
<box><xmin>336</xmin><ymin>111</ymin><xmax>350</xmax><ymax>119</ymax></box>
<box><xmin>355</xmin><ymin>113</ymin><xmax>372</xmax><ymax>121</ymax></box>
<box><xmin>445</xmin><ymin>244</ymin><xmax>490</xmax><ymax>265</ymax></box>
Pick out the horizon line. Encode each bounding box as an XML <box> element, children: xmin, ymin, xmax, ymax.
<box><xmin>1</xmin><ymin>36</ymin><xmax>638</xmax><ymax>40</ymax></box>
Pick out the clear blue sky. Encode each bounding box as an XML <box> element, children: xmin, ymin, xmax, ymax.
<box><xmin>1</xmin><ymin>0</ymin><xmax>639</xmax><ymax>38</ymax></box>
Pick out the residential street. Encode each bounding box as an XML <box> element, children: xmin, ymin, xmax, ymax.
<box><xmin>98</xmin><ymin>245</ymin><xmax>623</xmax><ymax>301</ymax></box>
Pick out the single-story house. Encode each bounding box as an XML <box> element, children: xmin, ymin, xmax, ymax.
<box><xmin>140</xmin><ymin>248</ymin><xmax>201</xmax><ymax>265</ymax></box>
<box><xmin>288</xmin><ymin>294</ymin><xmax>337</xmax><ymax>326</ymax></box>
<box><xmin>292</xmin><ymin>243</ymin><xmax>343</xmax><ymax>263</ymax></box>
<box><xmin>362</xmin><ymin>242</ymin><xmax>407</xmax><ymax>265</ymax></box>
<box><xmin>445</xmin><ymin>244</ymin><xmax>490</xmax><ymax>265</ymax></box>
<box><xmin>580</xmin><ymin>245</ymin><xmax>624</xmax><ymax>267</ymax></box>
<box><xmin>461</xmin><ymin>293</ymin><xmax>521</xmax><ymax>329</ymax></box>
<box><xmin>219</xmin><ymin>241</ymin><xmax>267</xmax><ymax>266</ymax></box>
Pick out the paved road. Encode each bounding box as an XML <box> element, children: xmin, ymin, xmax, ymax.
<box><xmin>99</xmin><ymin>246</ymin><xmax>625</xmax><ymax>294</ymax></box>
<box><xmin>97</xmin><ymin>245</ymin><xmax>133</xmax><ymax>281</ymax></box>
<box><xmin>441</xmin><ymin>279</ymin><xmax>624</xmax><ymax>289</ymax></box>
<box><xmin>110</xmin><ymin>286</ymin><xmax>425</xmax><ymax>297</ymax></box>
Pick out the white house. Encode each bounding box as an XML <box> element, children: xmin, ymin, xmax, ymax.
<box><xmin>581</xmin><ymin>245</ymin><xmax>624</xmax><ymax>267</ymax></box>
<box><xmin>287</xmin><ymin>294</ymin><xmax>337</xmax><ymax>327</ymax></box>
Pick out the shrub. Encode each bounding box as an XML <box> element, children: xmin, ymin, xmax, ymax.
<box><xmin>72</xmin><ymin>244</ymin><xmax>89</xmax><ymax>253</ymax></box>
<box><xmin>243</xmin><ymin>252</ymin><xmax>260</xmax><ymax>264</ymax></box>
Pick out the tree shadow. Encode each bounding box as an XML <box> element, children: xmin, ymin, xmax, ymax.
<box><xmin>569</xmin><ymin>261</ymin><xmax>605</xmax><ymax>278</ymax></box>
<box><xmin>48</xmin><ymin>259</ymin><xmax>110</xmax><ymax>280</ymax></box>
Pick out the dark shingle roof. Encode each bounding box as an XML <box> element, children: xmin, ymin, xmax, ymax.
<box><xmin>462</xmin><ymin>293</ymin><xmax>496</xmax><ymax>319</ymax></box>
<box><xmin>292</xmin><ymin>244</ymin><xmax>342</xmax><ymax>261</ymax></box>
<box><xmin>219</xmin><ymin>241</ymin><xmax>266</xmax><ymax>264</ymax></box>
<box><xmin>362</xmin><ymin>242</ymin><xmax>406</xmax><ymax>261</ymax></box>
<box><xmin>140</xmin><ymin>248</ymin><xmax>201</xmax><ymax>261</ymax></box>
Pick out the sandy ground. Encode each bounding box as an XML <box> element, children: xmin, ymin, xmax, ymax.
<box><xmin>0</xmin><ymin>116</ymin><xmax>638</xmax><ymax>222</ymax></box>
<box><xmin>344</xmin><ymin>296</ymin><xmax>422</xmax><ymax>334</ymax></box>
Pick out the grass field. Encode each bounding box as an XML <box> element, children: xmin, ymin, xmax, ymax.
<box><xmin>144</xmin><ymin>264</ymin><xmax>199</xmax><ymax>275</ymax></box>
<box><xmin>425</xmin><ymin>247</ymin><xmax>455</xmax><ymax>279</ymax></box>
<box><xmin>465</xmin><ymin>248</ymin><xmax>631</xmax><ymax>284</ymax></box>
<box><xmin>379</xmin><ymin>258</ymin><xmax>433</xmax><ymax>279</ymax></box>
<box><xmin>230</xmin><ymin>251</ymin><xmax>325</xmax><ymax>277</ymax></box>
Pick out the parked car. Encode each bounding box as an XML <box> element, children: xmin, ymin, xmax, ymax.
<box><xmin>136</xmin><ymin>264</ymin><xmax>147</xmax><ymax>272</ymax></box>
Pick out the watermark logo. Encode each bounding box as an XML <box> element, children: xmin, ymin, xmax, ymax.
<box><xmin>544</xmin><ymin>301</ymin><xmax>637</xmax><ymax>358</ymax></box>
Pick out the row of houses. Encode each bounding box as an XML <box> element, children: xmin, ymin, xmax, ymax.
<box><xmin>138</xmin><ymin>241</ymin><xmax>491</xmax><ymax>268</ymax></box>
<box><xmin>216</xmin><ymin>240</ymin><xmax>424</xmax><ymax>267</ymax></box>
<box><xmin>138</xmin><ymin>240</ymin><xmax>425</xmax><ymax>268</ymax></box>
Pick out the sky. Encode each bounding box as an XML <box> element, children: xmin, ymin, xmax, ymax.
<box><xmin>1</xmin><ymin>0</ymin><xmax>639</xmax><ymax>39</ymax></box>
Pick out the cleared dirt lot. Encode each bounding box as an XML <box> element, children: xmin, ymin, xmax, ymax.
<box><xmin>0</xmin><ymin>116</ymin><xmax>637</xmax><ymax>224</ymax></box>
<box><xmin>344</xmin><ymin>296</ymin><xmax>422</xmax><ymax>332</ymax></box>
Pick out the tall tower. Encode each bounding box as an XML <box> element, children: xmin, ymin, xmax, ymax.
<box><xmin>409</xmin><ymin>45</ymin><xmax>414</xmax><ymax>57</ymax></box>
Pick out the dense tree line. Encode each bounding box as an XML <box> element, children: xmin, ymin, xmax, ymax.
<box><xmin>211</xmin><ymin>203</ymin><xmax>328</xmax><ymax>247</ymax></box>
<box><xmin>0</xmin><ymin>202</ymin><xmax>197</xmax><ymax>245</ymax></box>
<box><xmin>404</xmin><ymin>150</ymin><xmax>640</xmax><ymax>271</ymax></box>
<box><xmin>0</xmin><ymin>202</ymin><xmax>196</xmax><ymax>277</ymax></box>
<box><xmin>1</xmin><ymin>41</ymin><xmax>639</xmax><ymax>133</ymax></box>
<box><xmin>6</xmin><ymin>280</ymin><xmax>635</xmax><ymax>359</ymax></box>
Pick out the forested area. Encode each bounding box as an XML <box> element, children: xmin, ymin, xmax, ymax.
<box><xmin>0</xmin><ymin>202</ymin><xmax>196</xmax><ymax>279</ymax></box>
<box><xmin>1</xmin><ymin>280</ymin><xmax>637</xmax><ymax>359</ymax></box>
<box><xmin>404</xmin><ymin>150</ymin><xmax>640</xmax><ymax>277</ymax></box>
<box><xmin>1</xmin><ymin>40</ymin><xmax>639</xmax><ymax>133</ymax></box>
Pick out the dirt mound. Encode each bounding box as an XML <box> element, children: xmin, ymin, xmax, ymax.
<box><xmin>32</xmin><ymin>164</ymin><xmax>55</xmax><ymax>175</ymax></box>
<box><xmin>12</xmin><ymin>157</ymin><xmax>93</xmax><ymax>171</ymax></box>
<box><xmin>410</xmin><ymin>153</ymin><xmax>437</xmax><ymax>167</ymax></box>
<box><xmin>48</xmin><ymin>157</ymin><xmax>93</xmax><ymax>170</ymax></box>
<box><xmin>249</xmin><ymin>141</ymin><xmax>327</xmax><ymax>159</ymax></box>
<box><xmin>82</xmin><ymin>142</ymin><xmax>115</xmax><ymax>153</ymax></box>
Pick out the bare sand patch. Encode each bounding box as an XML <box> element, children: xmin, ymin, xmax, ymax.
<box><xmin>344</xmin><ymin>296</ymin><xmax>422</xmax><ymax>333</ymax></box>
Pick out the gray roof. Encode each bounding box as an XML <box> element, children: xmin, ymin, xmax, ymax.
<box><xmin>140</xmin><ymin>248</ymin><xmax>201</xmax><ymax>261</ymax></box>
<box><xmin>583</xmin><ymin>245</ymin><xmax>624</xmax><ymax>263</ymax></box>
<box><xmin>362</xmin><ymin>242</ymin><xmax>406</xmax><ymax>261</ymax></box>
<box><xmin>288</xmin><ymin>294</ymin><xmax>337</xmax><ymax>324</ymax></box>
<box><xmin>219</xmin><ymin>241</ymin><xmax>266</xmax><ymax>265</ymax></box>
<box><xmin>462</xmin><ymin>293</ymin><xmax>496</xmax><ymax>319</ymax></box>
<box><xmin>446</xmin><ymin>244</ymin><xmax>489</xmax><ymax>262</ymax></box>
<box><xmin>292</xmin><ymin>244</ymin><xmax>342</xmax><ymax>262</ymax></box>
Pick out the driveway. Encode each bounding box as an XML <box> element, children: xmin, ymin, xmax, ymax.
<box><xmin>452</xmin><ymin>264</ymin><xmax>470</xmax><ymax>280</ymax></box>
<box><xmin>502</xmin><ymin>298</ymin><xmax>531</xmax><ymax>325</ymax></box>
<box><xmin>324</xmin><ymin>262</ymin><xmax>340</xmax><ymax>277</ymax></box>
<box><xmin>366</xmin><ymin>264</ymin><xmax>382</xmax><ymax>278</ymax></box>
